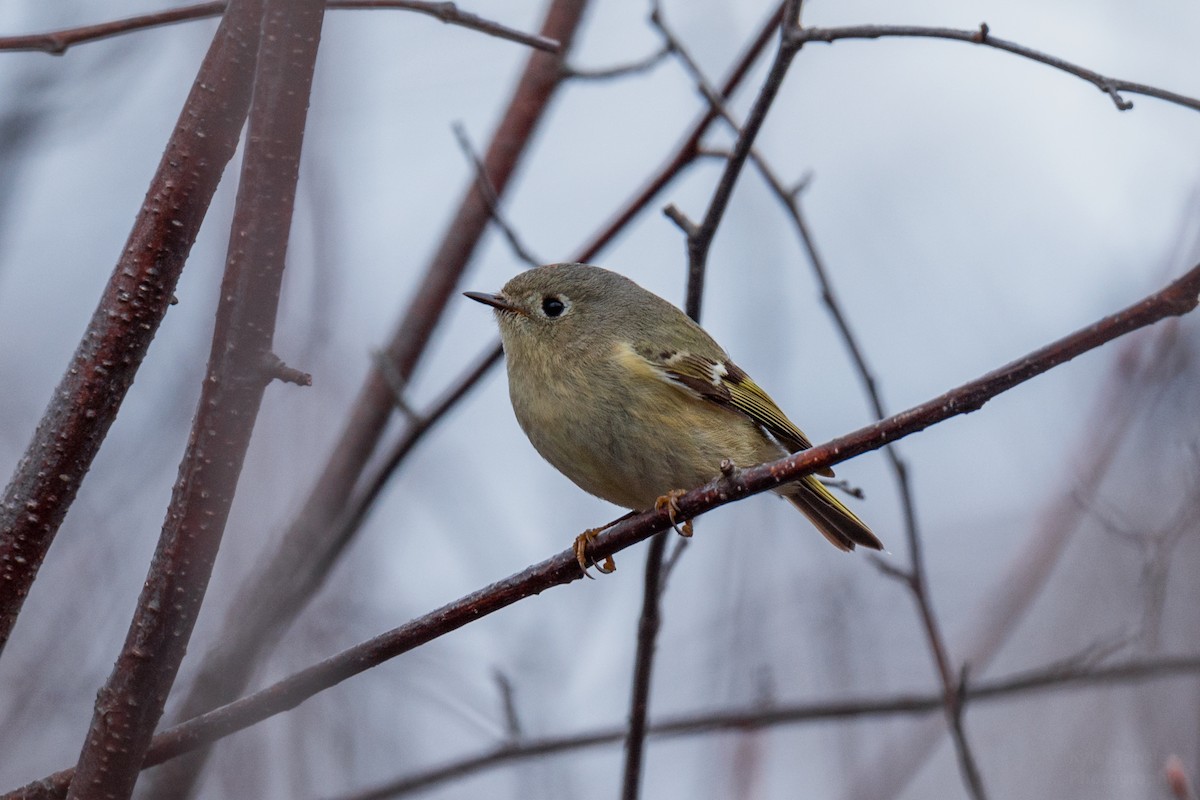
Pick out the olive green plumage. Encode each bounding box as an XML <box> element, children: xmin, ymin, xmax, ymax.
<box><xmin>466</xmin><ymin>263</ymin><xmax>881</xmax><ymax>552</ymax></box>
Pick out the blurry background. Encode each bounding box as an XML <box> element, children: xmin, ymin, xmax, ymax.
<box><xmin>0</xmin><ymin>0</ymin><xmax>1198</xmax><ymax>798</ymax></box>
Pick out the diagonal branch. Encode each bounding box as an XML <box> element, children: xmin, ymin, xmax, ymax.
<box><xmin>62</xmin><ymin>1</ymin><xmax>326</xmax><ymax>798</ymax></box>
<box><xmin>574</xmin><ymin>0</ymin><xmax>786</xmax><ymax>262</ymax></box>
<box><xmin>666</xmin><ymin>0</ymin><xmax>804</xmax><ymax>319</ymax></box>
<box><xmin>8</xmin><ymin>259</ymin><xmax>1197</xmax><ymax>800</ymax></box>
<box><xmin>0</xmin><ymin>1</ymin><xmax>559</xmax><ymax>56</ymax></box>
<box><xmin>0</xmin><ymin>0</ymin><xmax>264</xmax><ymax>658</ymax></box>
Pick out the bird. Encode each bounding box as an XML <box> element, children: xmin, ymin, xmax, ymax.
<box><xmin>465</xmin><ymin>263</ymin><xmax>881</xmax><ymax>572</ymax></box>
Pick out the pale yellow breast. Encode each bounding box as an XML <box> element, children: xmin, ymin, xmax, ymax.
<box><xmin>510</xmin><ymin>340</ymin><xmax>782</xmax><ymax>511</ymax></box>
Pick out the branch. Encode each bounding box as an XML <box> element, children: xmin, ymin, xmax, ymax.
<box><xmin>574</xmin><ymin>0</ymin><xmax>786</xmax><ymax>262</ymax></box>
<box><xmin>335</xmin><ymin>1</ymin><xmax>559</xmax><ymax>52</ymax></box>
<box><xmin>331</xmin><ymin>654</ymin><xmax>1200</xmax><ymax>800</ymax></box>
<box><xmin>620</xmin><ymin>533</ymin><xmax>669</xmax><ymax>800</ymax></box>
<box><xmin>672</xmin><ymin>0</ymin><xmax>804</xmax><ymax>319</ymax></box>
<box><xmin>452</xmin><ymin>123</ymin><xmax>542</xmax><ymax>268</ymax></box>
<box><xmin>63</xmin><ymin>1</ymin><xmax>325</xmax><ymax>798</ymax></box>
<box><xmin>794</xmin><ymin>22</ymin><xmax>1200</xmax><ymax>113</ymax></box>
<box><xmin>0</xmin><ymin>1</ymin><xmax>559</xmax><ymax>55</ymax></box>
<box><xmin>0</xmin><ymin>0</ymin><xmax>264</xmax><ymax>656</ymax></box>
<box><xmin>8</xmin><ymin>260</ymin><xmax>1197</xmax><ymax>800</ymax></box>
<box><xmin>562</xmin><ymin>43</ymin><xmax>671</xmax><ymax>80</ymax></box>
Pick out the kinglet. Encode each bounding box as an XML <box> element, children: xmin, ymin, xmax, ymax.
<box><xmin>466</xmin><ymin>263</ymin><xmax>882</xmax><ymax>570</ymax></box>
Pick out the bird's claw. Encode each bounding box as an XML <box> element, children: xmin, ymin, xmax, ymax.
<box><xmin>574</xmin><ymin>528</ymin><xmax>616</xmax><ymax>577</ymax></box>
<box><xmin>655</xmin><ymin>489</ymin><xmax>693</xmax><ymax>538</ymax></box>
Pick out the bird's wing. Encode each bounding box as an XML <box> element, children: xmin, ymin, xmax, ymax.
<box><xmin>633</xmin><ymin>345</ymin><xmax>834</xmax><ymax>477</ymax></box>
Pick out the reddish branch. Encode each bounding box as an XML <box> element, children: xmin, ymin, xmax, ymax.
<box><xmin>0</xmin><ymin>0</ymin><xmax>264</xmax><ymax>657</ymax></box>
<box><xmin>62</xmin><ymin>1</ymin><xmax>326</xmax><ymax>798</ymax></box>
<box><xmin>8</xmin><ymin>259</ymin><xmax>1197</xmax><ymax>800</ymax></box>
<box><xmin>0</xmin><ymin>1</ymin><xmax>559</xmax><ymax>55</ymax></box>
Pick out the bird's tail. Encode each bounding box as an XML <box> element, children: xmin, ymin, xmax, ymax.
<box><xmin>783</xmin><ymin>475</ymin><xmax>883</xmax><ymax>552</ymax></box>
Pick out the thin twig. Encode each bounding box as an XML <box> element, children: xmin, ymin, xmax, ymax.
<box><xmin>672</xmin><ymin>0</ymin><xmax>804</xmax><ymax>319</ymax></box>
<box><xmin>574</xmin><ymin>1</ymin><xmax>787</xmax><ymax>262</ymax></box>
<box><xmin>562</xmin><ymin>43</ymin><xmax>672</xmax><ymax>80</ymax></box>
<box><xmin>492</xmin><ymin>671</ymin><xmax>523</xmax><ymax>740</ymax></box>
<box><xmin>747</xmin><ymin>112</ymin><xmax>990</xmax><ymax>800</ymax></box>
<box><xmin>335</xmin><ymin>1</ymin><xmax>558</xmax><ymax>52</ymax></box>
<box><xmin>794</xmin><ymin>22</ymin><xmax>1200</xmax><ymax>113</ymax></box>
<box><xmin>620</xmin><ymin>532</ymin><xmax>669</xmax><ymax>800</ymax></box>
<box><xmin>0</xmin><ymin>0</ymin><xmax>559</xmax><ymax>55</ymax></box>
<box><xmin>452</xmin><ymin>123</ymin><xmax>542</xmax><ymax>268</ymax></box>
<box><xmin>620</xmin><ymin>10</ymin><xmax>794</xmax><ymax>793</ymax></box>
<box><xmin>9</xmin><ymin>260</ymin><xmax>1198</xmax><ymax>800</ymax></box>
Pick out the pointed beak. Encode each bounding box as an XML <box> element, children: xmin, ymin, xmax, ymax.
<box><xmin>464</xmin><ymin>291</ymin><xmax>523</xmax><ymax>315</ymax></box>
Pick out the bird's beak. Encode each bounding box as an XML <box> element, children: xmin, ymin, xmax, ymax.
<box><xmin>464</xmin><ymin>291</ymin><xmax>524</xmax><ymax>315</ymax></box>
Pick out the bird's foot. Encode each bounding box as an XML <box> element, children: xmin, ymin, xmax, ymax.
<box><xmin>574</xmin><ymin>526</ymin><xmax>617</xmax><ymax>578</ymax></box>
<box><xmin>655</xmin><ymin>489</ymin><xmax>693</xmax><ymax>538</ymax></box>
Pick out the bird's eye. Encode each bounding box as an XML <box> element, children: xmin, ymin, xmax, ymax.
<box><xmin>541</xmin><ymin>296</ymin><xmax>567</xmax><ymax>318</ymax></box>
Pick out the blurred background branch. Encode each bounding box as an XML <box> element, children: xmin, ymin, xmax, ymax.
<box><xmin>0</xmin><ymin>1</ymin><xmax>559</xmax><ymax>55</ymax></box>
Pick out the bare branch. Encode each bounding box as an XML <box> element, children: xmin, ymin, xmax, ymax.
<box><xmin>336</xmin><ymin>1</ymin><xmax>559</xmax><ymax>52</ymax></box>
<box><xmin>668</xmin><ymin>0</ymin><xmax>804</xmax><ymax>320</ymax></box>
<box><xmin>263</xmin><ymin>353</ymin><xmax>313</xmax><ymax>387</ymax></box>
<box><xmin>0</xmin><ymin>0</ymin><xmax>559</xmax><ymax>55</ymax></box>
<box><xmin>452</xmin><ymin>123</ymin><xmax>542</xmax><ymax>268</ymax></box>
<box><xmin>793</xmin><ymin>22</ymin><xmax>1200</xmax><ymax>113</ymax></box>
<box><xmin>562</xmin><ymin>43</ymin><xmax>672</xmax><ymax>80</ymax></box>
<box><xmin>574</xmin><ymin>1</ymin><xmax>787</xmax><ymax>262</ymax></box>
<box><xmin>0</xmin><ymin>2</ymin><xmax>225</xmax><ymax>54</ymax></box>
<box><xmin>492</xmin><ymin>671</ymin><xmax>523</xmax><ymax>741</ymax></box>
<box><xmin>1167</xmin><ymin>754</ymin><xmax>1198</xmax><ymax>800</ymax></box>
<box><xmin>620</xmin><ymin>532</ymin><xmax>670</xmax><ymax>800</ymax></box>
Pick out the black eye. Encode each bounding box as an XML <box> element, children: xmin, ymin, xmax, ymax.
<box><xmin>541</xmin><ymin>296</ymin><xmax>566</xmax><ymax>318</ymax></box>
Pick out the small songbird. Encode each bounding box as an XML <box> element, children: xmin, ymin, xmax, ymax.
<box><xmin>465</xmin><ymin>263</ymin><xmax>881</xmax><ymax>571</ymax></box>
